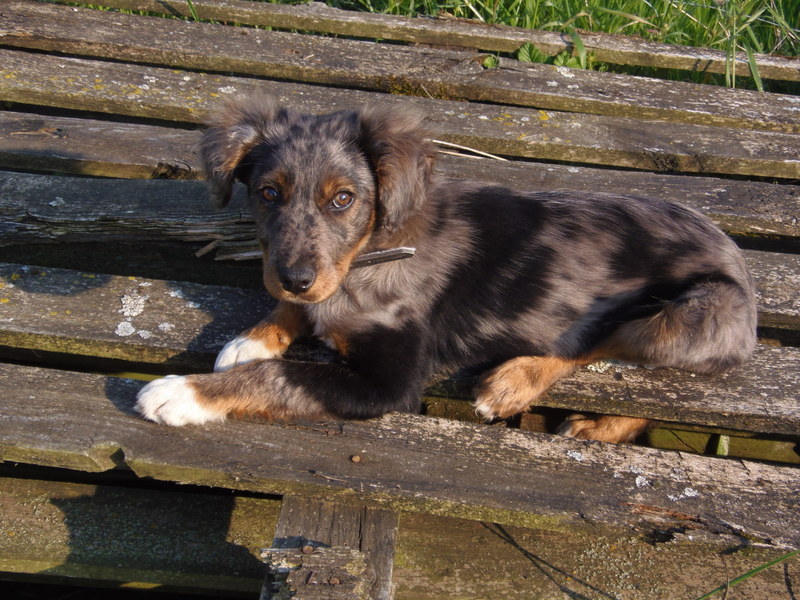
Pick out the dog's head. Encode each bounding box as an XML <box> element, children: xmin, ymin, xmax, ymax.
<box><xmin>200</xmin><ymin>95</ymin><xmax>435</xmax><ymax>303</ymax></box>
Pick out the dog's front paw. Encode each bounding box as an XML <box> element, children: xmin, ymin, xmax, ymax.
<box><xmin>473</xmin><ymin>359</ymin><xmax>539</xmax><ymax>421</ymax></box>
<box><xmin>473</xmin><ymin>378</ymin><xmax>533</xmax><ymax>421</ymax></box>
<box><xmin>214</xmin><ymin>335</ymin><xmax>282</xmax><ymax>372</ymax></box>
<box><xmin>135</xmin><ymin>375</ymin><xmax>226</xmax><ymax>426</ymax></box>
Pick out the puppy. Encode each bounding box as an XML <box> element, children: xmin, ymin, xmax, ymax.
<box><xmin>136</xmin><ymin>95</ymin><xmax>757</xmax><ymax>443</ymax></box>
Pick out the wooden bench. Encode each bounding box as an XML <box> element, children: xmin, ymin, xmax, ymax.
<box><xmin>1</xmin><ymin>1</ymin><xmax>798</xmax><ymax>598</ymax></box>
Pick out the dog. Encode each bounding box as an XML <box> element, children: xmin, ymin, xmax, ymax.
<box><xmin>135</xmin><ymin>95</ymin><xmax>758</xmax><ymax>443</ymax></box>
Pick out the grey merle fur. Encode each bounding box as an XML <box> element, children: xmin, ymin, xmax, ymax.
<box><xmin>192</xmin><ymin>95</ymin><xmax>757</xmax><ymax>434</ymax></box>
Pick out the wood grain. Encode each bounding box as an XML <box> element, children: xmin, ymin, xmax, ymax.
<box><xmin>2</xmin><ymin>49</ymin><xmax>798</xmax><ymax>179</ymax></box>
<box><xmin>0</xmin><ymin>363</ymin><xmax>797</xmax><ymax>549</ymax></box>
<box><xmin>41</xmin><ymin>0</ymin><xmax>800</xmax><ymax>82</ymax></box>
<box><xmin>2</xmin><ymin>114</ymin><xmax>798</xmax><ymax>238</ymax></box>
<box><xmin>270</xmin><ymin>495</ymin><xmax>397</xmax><ymax>600</ymax></box>
<box><xmin>1</xmin><ymin>473</ymin><xmax>794</xmax><ymax>598</ymax></box>
<box><xmin>3</xmin><ymin>2</ymin><xmax>798</xmax><ymax>133</ymax></box>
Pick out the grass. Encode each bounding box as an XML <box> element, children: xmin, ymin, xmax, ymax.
<box><xmin>312</xmin><ymin>0</ymin><xmax>799</xmax><ymax>89</ymax></box>
<box><xmin>693</xmin><ymin>548</ymin><xmax>800</xmax><ymax>599</ymax></box>
<box><xmin>328</xmin><ymin>0</ymin><xmax>798</xmax><ymax>55</ymax></box>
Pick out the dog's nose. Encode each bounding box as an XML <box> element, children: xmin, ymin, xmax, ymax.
<box><xmin>278</xmin><ymin>265</ymin><xmax>317</xmax><ymax>294</ymax></box>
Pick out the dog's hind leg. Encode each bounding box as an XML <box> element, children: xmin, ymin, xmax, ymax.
<box><xmin>474</xmin><ymin>277</ymin><xmax>756</xmax><ymax>443</ymax></box>
<box><xmin>559</xmin><ymin>275</ymin><xmax>757</xmax><ymax>443</ymax></box>
<box><xmin>473</xmin><ymin>356</ymin><xmax>579</xmax><ymax>421</ymax></box>
<box><xmin>557</xmin><ymin>415</ymin><xmax>652</xmax><ymax>443</ymax></box>
<box><xmin>473</xmin><ymin>355</ymin><xmax>652</xmax><ymax>443</ymax></box>
<box><xmin>580</xmin><ymin>275</ymin><xmax>757</xmax><ymax>376</ymax></box>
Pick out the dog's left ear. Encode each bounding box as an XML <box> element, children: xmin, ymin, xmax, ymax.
<box><xmin>358</xmin><ymin>105</ymin><xmax>437</xmax><ymax>233</ymax></box>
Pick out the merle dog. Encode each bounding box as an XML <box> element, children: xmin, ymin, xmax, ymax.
<box><xmin>136</xmin><ymin>95</ymin><xmax>757</xmax><ymax>443</ymax></box>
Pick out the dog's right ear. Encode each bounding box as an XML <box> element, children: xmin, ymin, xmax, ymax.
<box><xmin>199</xmin><ymin>95</ymin><xmax>283</xmax><ymax>208</ymax></box>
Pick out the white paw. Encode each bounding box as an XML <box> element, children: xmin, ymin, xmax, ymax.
<box><xmin>214</xmin><ymin>335</ymin><xmax>280</xmax><ymax>372</ymax></box>
<box><xmin>135</xmin><ymin>375</ymin><xmax>225</xmax><ymax>426</ymax></box>
<box><xmin>472</xmin><ymin>398</ymin><xmax>498</xmax><ymax>422</ymax></box>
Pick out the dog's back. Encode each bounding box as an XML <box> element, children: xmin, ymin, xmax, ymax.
<box><xmin>357</xmin><ymin>182</ymin><xmax>756</xmax><ymax>375</ymax></box>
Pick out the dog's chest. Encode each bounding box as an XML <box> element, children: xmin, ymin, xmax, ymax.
<box><xmin>305</xmin><ymin>268</ymin><xmax>418</xmax><ymax>343</ymax></box>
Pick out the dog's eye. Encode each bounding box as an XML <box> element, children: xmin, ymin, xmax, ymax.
<box><xmin>331</xmin><ymin>191</ymin><xmax>354</xmax><ymax>211</ymax></box>
<box><xmin>261</xmin><ymin>186</ymin><xmax>281</xmax><ymax>205</ymax></box>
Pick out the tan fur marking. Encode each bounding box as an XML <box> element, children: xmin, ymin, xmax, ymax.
<box><xmin>262</xmin><ymin>207</ymin><xmax>376</xmax><ymax>305</ymax></box>
<box><xmin>245</xmin><ymin>302</ymin><xmax>307</xmax><ymax>354</ymax></box>
<box><xmin>327</xmin><ymin>331</ymin><xmax>350</xmax><ymax>356</ymax></box>
<box><xmin>319</xmin><ymin>175</ymin><xmax>355</xmax><ymax>209</ymax></box>
<box><xmin>560</xmin><ymin>415</ymin><xmax>652</xmax><ymax>444</ymax></box>
<box><xmin>186</xmin><ymin>367</ymin><xmax>333</xmax><ymax>423</ymax></box>
<box><xmin>474</xmin><ymin>356</ymin><xmax>580</xmax><ymax>419</ymax></box>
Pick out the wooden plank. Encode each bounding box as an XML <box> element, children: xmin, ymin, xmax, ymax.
<box><xmin>0</xmin><ymin>475</ymin><xmax>274</xmax><ymax>594</ymax></box>
<box><xmin>0</xmin><ymin>256</ymin><xmax>798</xmax><ymax>434</ymax></box>
<box><xmin>0</xmin><ymin>363</ymin><xmax>797</xmax><ymax>548</ymax></box>
<box><xmin>45</xmin><ymin>0</ymin><xmax>800</xmax><ymax>82</ymax></box>
<box><xmin>748</xmin><ymin>249</ymin><xmax>800</xmax><ymax>333</ymax></box>
<box><xmin>1</xmin><ymin>50</ymin><xmax>798</xmax><ymax>179</ymax></box>
<box><xmin>3</xmin><ymin>2</ymin><xmax>798</xmax><ymax>133</ymax></box>
<box><xmin>3</xmin><ymin>473</ymin><xmax>792</xmax><ymax>599</ymax></box>
<box><xmin>267</xmin><ymin>495</ymin><xmax>397</xmax><ymax>600</ymax></box>
<box><xmin>1</xmin><ymin>234</ymin><xmax>798</xmax><ymax>337</ymax></box>
<box><xmin>262</xmin><ymin>546</ymin><xmax>373</xmax><ymax>600</ymax></box>
<box><xmin>392</xmin><ymin>516</ymin><xmax>795</xmax><ymax>600</ymax></box>
<box><xmin>0</xmin><ymin>111</ymin><xmax>198</xmax><ymax>179</ymax></box>
<box><xmin>0</xmin><ymin>172</ymin><xmax>253</xmax><ymax>248</ymax></box>
<box><xmin>2</xmin><ymin>116</ymin><xmax>798</xmax><ymax>239</ymax></box>
<box><xmin>2</xmin><ymin>172</ymin><xmax>798</xmax><ymax>327</ymax></box>
<box><xmin>531</xmin><ymin>342</ymin><xmax>800</xmax><ymax>436</ymax></box>
<box><xmin>0</xmin><ymin>262</ymin><xmax>270</xmax><ymax>370</ymax></box>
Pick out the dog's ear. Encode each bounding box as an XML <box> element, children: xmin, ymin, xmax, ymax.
<box><xmin>199</xmin><ymin>94</ymin><xmax>284</xmax><ymax>208</ymax></box>
<box><xmin>358</xmin><ymin>105</ymin><xmax>436</xmax><ymax>233</ymax></box>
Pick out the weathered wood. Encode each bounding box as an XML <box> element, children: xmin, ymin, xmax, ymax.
<box><xmin>44</xmin><ymin>0</ymin><xmax>800</xmax><ymax>82</ymax></box>
<box><xmin>0</xmin><ymin>172</ymin><xmax>253</xmax><ymax>248</ymax></box>
<box><xmin>269</xmin><ymin>495</ymin><xmax>397</xmax><ymax>600</ymax></box>
<box><xmin>1</xmin><ymin>259</ymin><xmax>798</xmax><ymax>434</ymax></box>
<box><xmin>2</xmin><ymin>170</ymin><xmax>798</xmax><ymax>328</ymax></box>
<box><xmin>2</xmin><ymin>50</ymin><xmax>798</xmax><ymax>179</ymax></box>
<box><xmin>262</xmin><ymin>546</ymin><xmax>373</xmax><ymax>600</ymax></box>
<box><xmin>0</xmin><ymin>262</ymin><xmax>270</xmax><ymax>369</ymax></box>
<box><xmin>529</xmin><ymin>343</ymin><xmax>800</xmax><ymax>436</ymax></box>
<box><xmin>0</xmin><ymin>474</ymin><xmax>275</xmax><ymax>594</ymax></box>
<box><xmin>2</xmin><ymin>118</ymin><xmax>799</xmax><ymax>238</ymax></box>
<box><xmin>1</xmin><ymin>260</ymin><xmax>798</xmax><ymax>434</ymax></box>
<box><xmin>3</xmin><ymin>472</ymin><xmax>792</xmax><ymax>599</ymax></box>
<box><xmin>0</xmin><ymin>111</ymin><xmax>199</xmax><ymax>179</ymax></box>
<box><xmin>3</xmin><ymin>2</ymin><xmax>798</xmax><ymax>133</ymax></box>
<box><xmin>0</xmin><ymin>363</ymin><xmax>797</xmax><ymax>549</ymax></box>
<box><xmin>749</xmin><ymin>250</ymin><xmax>800</xmax><ymax>333</ymax></box>
<box><xmin>427</xmin><ymin>341</ymin><xmax>800</xmax><ymax>437</ymax></box>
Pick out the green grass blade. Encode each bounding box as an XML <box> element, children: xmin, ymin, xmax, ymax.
<box><xmin>745</xmin><ymin>44</ymin><xmax>765</xmax><ymax>92</ymax></box>
<box><xmin>185</xmin><ymin>0</ymin><xmax>199</xmax><ymax>22</ymax></box>
<box><xmin>725</xmin><ymin>33</ymin><xmax>736</xmax><ymax>88</ymax></box>
<box><xmin>594</xmin><ymin>6</ymin><xmax>656</xmax><ymax>30</ymax></box>
<box><xmin>567</xmin><ymin>27</ymin><xmax>588</xmax><ymax>70</ymax></box>
<box><xmin>693</xmin><ymin>549</ymin><xmax>800</xmax><ymax>600</ymax></box>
